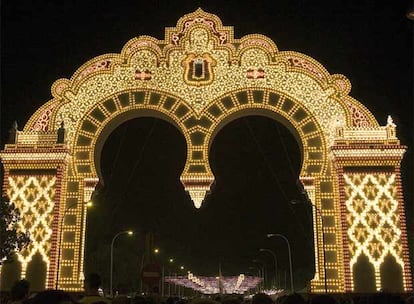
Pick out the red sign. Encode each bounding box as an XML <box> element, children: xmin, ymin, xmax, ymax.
<box><xmin>142</xmin><ymin>263</ymin><xmax>161</xmax><ymax>286</ymax></box>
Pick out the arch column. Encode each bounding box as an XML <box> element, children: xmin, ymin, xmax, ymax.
<box><xmin>3</xmin><ymin>8</ymin><xmax>412</xmax><ymax>293</ymax></box>
<box><xmin>54</xmin><ymin>175</ymin><xmax>97</xmax><ymax>291</ymax></box>
<box><xmin>0</xmin><ymin>132</ymin><xmax>70</xmax><ymax>290</ymax></box>
<box><xmin>331</xmin><ymin>120</ymin><xmax>413</xmax><ymax>292</ymax></box>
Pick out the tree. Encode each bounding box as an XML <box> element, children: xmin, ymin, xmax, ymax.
<box><xmin>0</xmin><ymin>196</ymin><xmax>30</xmax><ymax>264</ymax></box>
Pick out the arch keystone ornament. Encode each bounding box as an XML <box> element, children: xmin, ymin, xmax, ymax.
<box><xmin>0</xmin><ymin>9</ymin><xmax>412</xmax><ymax>293</ymax></box>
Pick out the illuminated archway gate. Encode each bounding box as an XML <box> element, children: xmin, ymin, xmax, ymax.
<box><xmin>1</xmin><ymin>9</ymin><xmax>412</xmax><ymax>293</ymax></box>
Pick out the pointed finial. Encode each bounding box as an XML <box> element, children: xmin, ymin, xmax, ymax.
<box><xmin>8</xmin><ymin>121</ymin><xmax>18</xmax><ymax>144</ymax></box>
<box><xmin>57</xmin><ymin>120</ymin><xmax>66</xmax><ymax>144</ymax></box>
<box><xmin>188</xmin><ymin>190</ymin><xmax>206</xmax><ymax>208</ymax></box>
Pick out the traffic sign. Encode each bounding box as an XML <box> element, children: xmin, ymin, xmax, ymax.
<box><xmin>142</xmin><ymin>263</ymin><xmax>161</xmax><ymax>286</ymax></box>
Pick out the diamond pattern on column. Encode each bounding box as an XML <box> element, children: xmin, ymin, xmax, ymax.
<box><xmin>7</xmin><ymin>175</ymin><xmax>56</xmax><ymax>281</ymax></box>
<box><xmin>344</xmin><ymin>173</ymin><xmax>404</xmax><ymax>291</ymax></box>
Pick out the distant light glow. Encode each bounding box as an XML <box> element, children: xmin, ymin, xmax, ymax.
<box><xmin>165</xmin><ymin>273</ymin><xmax>262</xmax><ymax>294</ymax></box>
<box><xmin>1</xmin><ymin>7</ymin><xmax>411</xmax><ymax>294</ymax></box>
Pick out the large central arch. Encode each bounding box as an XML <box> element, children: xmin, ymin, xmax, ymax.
<box><xmin>1</xmin><ymin>9</ymin><xmax>412</xmax><ymax>293</ymax></box>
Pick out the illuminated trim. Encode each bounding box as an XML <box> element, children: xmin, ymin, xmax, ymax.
<box><xmin>0</xmin><ymin>9</ymin><xmax>411</xmax><ymax>293</ymax></box>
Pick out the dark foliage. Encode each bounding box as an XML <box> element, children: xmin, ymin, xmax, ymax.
<box><xmin>0</xmin><ymin>196</ymin><xmax>30</xmax><ymax>264</ymax></box>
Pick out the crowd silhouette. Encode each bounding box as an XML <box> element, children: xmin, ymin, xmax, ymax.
<box><xmin>2</xmin><ymin>274</ymin><xmax>413</xmax><ymax>304</ymax></box>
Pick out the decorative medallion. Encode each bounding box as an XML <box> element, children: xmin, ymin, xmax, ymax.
<box><xmin>182</xmin><ymin>53</ymin><xmax>216</xmax><ymax>86</ymax></box>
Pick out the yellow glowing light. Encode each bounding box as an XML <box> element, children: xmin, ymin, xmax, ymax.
<box><xmin>128</xmin><ymin>231</ymin><xmax>133</xmax><ymax>236</ymax></box>
<box><xmin>0</xmin><ymin>8</ymin><xmax>411</xmax><ymax>294</ymax></box>
<box><xmin>7</xmin><ymin>175</ymin><xmax>56</xmax><ymax>284</ymax></box>
<box><xmin>154</xmin><ymin>248</ymin><xmax>159</xmax><ymax>253</ymax></box>
<box><xmin>344</xmin><ymin>173</ymin><xmax>405</xmax><ymax>291</ymax></box>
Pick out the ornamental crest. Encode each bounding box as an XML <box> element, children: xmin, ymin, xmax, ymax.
<box><xmin>181</xmin><ymin>27</ymin><xmax>216</xmax><ymax>86</ymax></box>
<box><xmin>182</xmin><ymin>53</ymin><xmax>216</xmax><ymax>86</ymax></box>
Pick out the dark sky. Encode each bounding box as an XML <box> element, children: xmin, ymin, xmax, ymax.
<box><xmin>1</xmin><ymin>0</ymin><xmax>413</xmax><ymax>291</ymax></box>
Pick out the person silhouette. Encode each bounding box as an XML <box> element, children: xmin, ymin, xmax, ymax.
<box><xmin>80</xmin><ymin>273</ymin><xmax>111</xmax><ymax>304</ymax></box>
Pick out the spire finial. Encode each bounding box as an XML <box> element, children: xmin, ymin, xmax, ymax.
<box><xmin>57</xmin><ymin>120</ymin><xmax>66</xmax><ymax>144</ymax></box>
<box><xmin>8</xmin><ymin>121</ymin><xmax>18</xmax><ymax>144</ymax></box>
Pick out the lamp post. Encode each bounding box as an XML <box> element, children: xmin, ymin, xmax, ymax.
<box><xmin>267</xmin><ymin>233</ymin><xmax>294</xmax><ymax>293</ymax></box>
<box><xmin>178</xmin><ymin>266</ymin><xmax>184</xmax><ymax>297</ymax></box>
<box><xmin>167</xmin><ymin>258</ymin><xmax>174</xmax><ymax>296</ymax></box>
<box><xmin>55</xmin><ymin>201</ymin><xmax>92</xmax><ymax>289</ymax></box>
<box><xmin>252</xmin><ymin>259</ymin><xmax>266</xmax><ymax>290</ymax></box>
<box><xmin>248</xmin><ymin>266</ymin><xmax>261</xmax><ymax>292</ymax></box>
<box><xmin>291</xmin><ymin>199</ymin><xmax>327</xmax><ymax>293</ymax></box>
<box><xmin>153</xmin><ymin>248</ymin><xmax>163</xmax><ymax>295</ymax></box>
<box><xmin>110</xmin><ymin>230</ymin><xmax>133</xmax><ymax>297</ymax></box>
<box><xmin>259</xmin><ymin>248</ymin><xmax>278</xmax><ymax>289</ymax></box>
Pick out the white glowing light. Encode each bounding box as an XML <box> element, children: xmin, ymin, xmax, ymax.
<box><xmin>165</xmin><ymin>274</ymin><xmax>262</xmax><ymax>294</ymax></box>
<box><xmin>0</xmin><ymin>8</ymin><xmax>411</xmax><ymax>294</ymax></box>
<box><xmin>188</xmin><ymin>190</ymin><xmax>207</xmax><ymax>208</ymax></box>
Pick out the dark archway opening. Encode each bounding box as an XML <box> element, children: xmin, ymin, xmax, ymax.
<box><xmin>85</xmin><ymin>115</ymin><xmax>314</xmax><ymax>293</ymax></box>
<box><xmin>380</xmin><ymin>254</ymin><xmax>403</xmax><ymax>292</ymax></box>
<box><xmin>25</xmin><ymin>252</ymin><xmax>47</xmax><ymax>291</ymax></box>
<box><xmin>353</xmin><ymin>254</ymin><xmax>376</xmax><ymax>292</ymax></box>
<box><xmin>208</xmin><ymin>115</ymin><xmax>314</xmax><ymax>291</ymax></box>
<box><xmin>86</xmin><ymin>117</ymin><xmax>189</xmax><ymax>292</ymax></box>
<box><xmin>0</xmin><ymin>254</ymin><xmax>21</xmax><ymax>291</ymax></box>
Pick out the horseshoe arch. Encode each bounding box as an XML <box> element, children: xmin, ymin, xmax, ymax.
<box><xmin>1</xmin><ymin>9</ymin><xmax>411</xmax><ymax>293</ymax></box>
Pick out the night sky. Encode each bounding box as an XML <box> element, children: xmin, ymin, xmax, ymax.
<box><xmin>1</xmin><ymin>1</ymin><xmax>413</xmax><ymax>291</ymax></box>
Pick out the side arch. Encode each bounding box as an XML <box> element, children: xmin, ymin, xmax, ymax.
<box><xmin>1</xmin><ymin>8</ymin><xmax>411</xmax><ymax>293</ymax></box>
<box><xmin>71</xmin><ymin>90</ymin><xmax>194</xmax><ymax>179</ymax></box>
<box><xmin>202</xmin><ymin>88</ymin><xmax>328</xmax><ymax>180</ymax></box>
<box><xmin>191</xmin><ymin>88</ymin><xmax>341</xmax><ymax>292</ymax></box>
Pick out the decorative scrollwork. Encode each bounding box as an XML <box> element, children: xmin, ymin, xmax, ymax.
<box><xmin>76</xmin><ymin>59</ymin><xmax>112</xmax><ymax>81</ymax></box>
<box><xmin>346</xmin><ymin>100</ymin><xmax>372</xmax><ymax>127</ymax></box>
<box><xmin>32</xmin><ymin>104</ymin><xmax>56</xmax><ymax>131</ymax></box>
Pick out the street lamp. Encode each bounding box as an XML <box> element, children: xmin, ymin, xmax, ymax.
<box><xmin>164</xmin><ymin>257</ymin><xmax>174</xmax><ymax>297</ymax></box>
<box><xmin>248</xmin><ymin>266</ymin><xmax>261</xmax><ymax>292</ymax></box>
<box><xmin>259</xmin><ymin>248</ymin><xmax>278</xmax><ymax>289</ymax></box>
<box><xmin>252</xmin><ymin>259</ymin><xmax>266</xmax><ymax>289</ymax></box>
<box><xmin>154</xmin><ymin>248</ymin><xmax>159</xmax><ymax>254</ymax></box>
<box><xmin>55</xmin><ymin>201</ymin><xmax>92</xmax><ymax>289</ymax></box>
<box><xmin>291</xmin><ymin>199</ymin><xmax>327</xmax><ymax>293</ymax></box>
<box><xmin>267</xmin><ymin>233</ymin><xmax>294</xmax><ymax>293</ymax></box>
<box><xmin>177</xmin><ymin>266</ymin><xmax>185</xmax><ymax>297</ymax></box>
<box><xmin>110</xmin><ymin>230</ymin><xmax>133</xmax><ymax>297</ymax></box>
